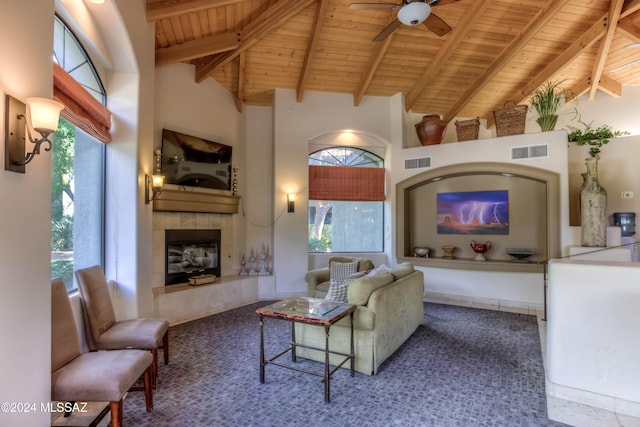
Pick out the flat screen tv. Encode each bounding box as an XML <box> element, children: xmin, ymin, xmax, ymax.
<box><xmin>161</xmin><ymin>129</ymin><xmax>232</xmax><ymax>190</ymax></box>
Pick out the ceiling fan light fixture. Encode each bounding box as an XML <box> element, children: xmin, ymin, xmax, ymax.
<box><xmin>397</xmin><ymin>2</ymin><xmax>431</xmax><ymax>26</ymax></box>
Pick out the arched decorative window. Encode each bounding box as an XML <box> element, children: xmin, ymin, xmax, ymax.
<box><xmin>50</xmin><ymin>15</ymin><xmax>106</xmax><ymax>291</ymax></box>
<box><xmin>308</xmin><ymin>147</ymin><xmax>385</xmax><ymax>253</ymax></box>
<box><xmin>53</xmin><ymin>16</ymin><xmax>105</xmax><ymax>104</ymax></box>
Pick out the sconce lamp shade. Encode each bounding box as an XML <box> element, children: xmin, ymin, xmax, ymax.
<box><xmin>26</xmin><ymin>97</ymin><xmax>64</xmax><ymax>134</ymax></box>
<box><xmin>151</xmin><ymin>174</ymin><xmax>165</xmax><ymax>188</ymax></box>
<box><xmin>5</xmin><ymin>95</ymin><xmax>64</xmax><ymax>172</ymax></box>
<box><xmin>397</xmin><ymin>2</ymin><xmax>431</xmax><ymax>26</ymax></box>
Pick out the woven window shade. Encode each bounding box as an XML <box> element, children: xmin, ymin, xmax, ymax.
<box><xmin>53</xmin><ymin>63</ymin><xmax>112</xmax><ymax>143</ymax></box>
<box><xmin>309</xmin><ymin>165</ymin><xmax>385</xmax><ymax>201</ymax></box>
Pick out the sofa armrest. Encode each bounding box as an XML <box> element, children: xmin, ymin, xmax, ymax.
<box><xmin>304</xmin><ymin>268</ymin><xmax>330</xmax><ymax>296</ymax></box>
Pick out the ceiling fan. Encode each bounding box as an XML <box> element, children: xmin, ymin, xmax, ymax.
<box><xmin>349</xmin><ymin>0</ymin><xmax>460</xmax><ymax>42</ymax></box>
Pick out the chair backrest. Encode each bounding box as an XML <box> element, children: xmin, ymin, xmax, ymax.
<box><xmin>51</xmin><ymin>278</ymin><xmax>81</xmax><ymax>373</ymax></box>
<box><xmin>75</xmin><ymin>265</ymin><xmax>116</xmax><ymax>351</ymax></box>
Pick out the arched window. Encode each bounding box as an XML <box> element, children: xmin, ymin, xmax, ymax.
<box><xmin>308</xmin><ymin>147</ymin><xmax>385</xmax><ymax>253</ymax></box>
<box><xmin>50</xmin><ymin>15</ymin><xmax>106</xmax><ymax>291</ymax></box>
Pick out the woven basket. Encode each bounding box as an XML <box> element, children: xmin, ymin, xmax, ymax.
<box><xmin>493</xmin><ymin>101</ymin><xmax>527</xmax><ymax>137</ymax></box>
<box><xmin>455</xmin><ymin>118</ymin><xmax>480</xmax><ymax>141</ymax></box>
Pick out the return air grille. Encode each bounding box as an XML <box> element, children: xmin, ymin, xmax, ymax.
<box><xmin>510</xmin><ymin>144</ymin><xmax>548</xmax><ymax>160</ymax></box>
<box><xmin>404</xmin><ymin>156</ymin><xmax>431</xmax><ymax>169</ymax></box>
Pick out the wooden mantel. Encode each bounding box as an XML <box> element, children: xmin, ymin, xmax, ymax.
<box><xmin>153</xmin><ymin>187</ymin><xmax>239</xmax><ymax>214</ymax></box>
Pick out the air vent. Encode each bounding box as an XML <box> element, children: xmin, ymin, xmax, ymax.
<box><xmin>404</xmin><ymin>156</ymin><xmax>431</xmax><ymax>170</ymax></box>
<box><xmin>510</xmin><ymin>144</ymin><xmax>548</xmax><ymax>160</ymax></box>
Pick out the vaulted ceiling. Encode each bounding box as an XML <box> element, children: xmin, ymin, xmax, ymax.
<box><xmin>146</xmin><ymin>0</ymin><xmax>640</xmax><ymax>125</ymax></box>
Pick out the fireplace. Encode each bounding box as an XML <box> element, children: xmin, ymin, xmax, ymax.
<box><xmin>165</xmin><ymin>229</ymin><xmax>221</xmax><ymax>285</ymax></box>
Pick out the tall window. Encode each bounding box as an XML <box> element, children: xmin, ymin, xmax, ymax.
<box><xmin>51</xmin><ymin>16</ymin><xmax>106</xmax><ymax>291</ymax></box>
<box><xmin>308</xmin><ymin>147</ymin><xmax>384</xmax><ymax>253</ymax></box>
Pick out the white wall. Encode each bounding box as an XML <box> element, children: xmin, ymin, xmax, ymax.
<box><xmin>0</xmin><ymin>2</ymin><xmax>55</xmax><ymax>425</ymax></box>
<box><xmin>547</xmin><ymin>259</ymin><xmax>640</xmax><ymax>415</ymax></box>
<box><xmin>272</xmin><ymin>89</ymin><xmax>399</xmax><ymax>295</ymax></box>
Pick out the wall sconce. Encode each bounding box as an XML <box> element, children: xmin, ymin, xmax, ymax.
<box><xmin>4</xmin><ymin>95</ymin><xmax>64</xmax><ymax>173</ymax></box>
<box><xmin>287</xmin><ymin>193</ymin><xmax>295</xmax><ymax>213</ymax></box>
<box><xmin>145</xmin><ymin>149</ymin><xmax>165</xmax><ymax>204</ymax></box>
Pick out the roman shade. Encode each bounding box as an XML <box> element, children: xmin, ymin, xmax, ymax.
<box><xmin>309</xmin><ymin>165</ymin><xmax>385</xmax><ymax>201</ymax></box>
<box><xmin>53</xmin><ymin>62</ymin><xmax>112</xmax><ymax>143</ymax></box>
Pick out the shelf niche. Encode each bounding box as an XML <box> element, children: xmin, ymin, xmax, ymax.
<box><xmin>396</xmin><ymin>162</ymin><xmax>560</xmax><ymax>272</ymax></box>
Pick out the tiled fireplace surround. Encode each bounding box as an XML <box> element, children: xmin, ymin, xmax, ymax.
<box><xmin>151</xmin><ymin>211</ymin><xmax>275</xmax><ymax>324</ymax></box>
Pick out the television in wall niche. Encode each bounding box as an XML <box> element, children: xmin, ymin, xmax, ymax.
<box><xmin>161</xmin><ymin>128</ymin><xmax>232</xmax><ymax>190</ymax></box>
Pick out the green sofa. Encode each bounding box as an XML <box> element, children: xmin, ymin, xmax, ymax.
<box><xmin>295</xmin><ymin>263</ymin><xmax>425</xmax><ymax>375</ymax></box>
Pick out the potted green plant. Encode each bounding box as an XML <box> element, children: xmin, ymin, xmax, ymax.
<box><xmin>567</xmin><ymin>123</ymin><xmax>629</xmax><ymax>157</ymax></box>
<box><xmin>529</xmin><ymin>81</ymin><xmax>566</xmax><ymax>131</ymax></box>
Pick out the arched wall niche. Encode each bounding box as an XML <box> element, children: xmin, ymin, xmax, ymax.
<box><xmin>396</xmin><ymin>162</ymin><xmax>560</xmax><ymax>272</ymax></box>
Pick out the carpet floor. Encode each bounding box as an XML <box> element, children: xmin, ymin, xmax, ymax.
<box><xmin>119</xmin><ymin>301</ymin><xmax>565</xmax><ymax>427</ymax></box>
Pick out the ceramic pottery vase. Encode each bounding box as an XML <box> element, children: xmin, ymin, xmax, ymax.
<box><xmin>580</xmin><ymin>156</ymin><xmax>607</xmax><ymax>247</ymax></box>
<box><xmin>415</xmin><ymin>114</ymin><xmax>446</xmax><ymax>146</ymax></box>
<box><xmin>442</xmin><ymin>245</ymin><xmax>456</xmax><ymax>258</ymax></box>
<box><xmin>536</xmin><ymin>114</ymin><xmax>558</xmax><ymax>132</ymax></box>
<box><xmin>470</xmin><ymin>240</ymin><xmax>492</xmax><ymax>261</ymax></box>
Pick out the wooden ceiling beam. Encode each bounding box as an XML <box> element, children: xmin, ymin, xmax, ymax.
<box><xmin>297</xmin><ymin>0</ymin><xmax>329</xmax><ymax>103</ymax></box>
<box><xmin>486</xmin><ymin>14</ymin><xmax>609</xmax><ymax>128</ymax></box>
<box><xmin>597</xmin><ymin>73</ymin><xmax>622</xmax><ymax>97</ymax></box>
<box><xmin>588</xmin><ymin>0</ymin><xmax>624</xmax><ymax>100</ymax></box>
<box><xmin>146</xmin><ymin>0</ymin><xmax>243</xmax><ymax>21</ymax></box>
<box><xmin>236</xmin><ymin>53</ymin><xmax>246</xmax><ymax>112</ymax></box>
<box><xmin>442</xmin><ymin>0</ymin><xmax>570</xmax><ymax>123</ymax></box>
<box><xmin>354</xmin><ymin>19</ymin><xmax>395</xmax><ymax>107</ymax></box>
<box><xmin>155</xmin><ymin>31</ymin><xmax>241</xmax><ymax>66</ymax></box>
<box><xmin>621</xmin><ymin>0</ymin><xmax>640</xmax><ymax>18</ymax></box>
<box><xmin>405</xmin><ymin>0</ymin><xmax>490</xmax><ymax>111</ymax></box>
<box><xmin>194</xmin><ymin>0</ymin><xmax>315</xmax><ymax>83</ymax></box>
<box><xmin>568</xmin><ymin>75</ymin><xmax>592</xmax><ymax>102</ymax></box>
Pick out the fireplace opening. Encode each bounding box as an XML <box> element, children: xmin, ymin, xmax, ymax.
<box><xmin>165</xmin><ymin>229</ymin><xmax>221</xmax><ymax>285</ymax></box>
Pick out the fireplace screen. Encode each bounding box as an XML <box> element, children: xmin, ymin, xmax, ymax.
<box><xmin>165</xmin><ymin>229</ymin><xmax>221</xmax><ymax>285</ymax></box>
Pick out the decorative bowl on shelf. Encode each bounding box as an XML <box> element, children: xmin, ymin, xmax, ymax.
<box><xmin>505</xmin><ymin>248</ymin><xmax>535</xmax><ymax>262</ymax></box>
<box><xmin>470</xmin><ymin>240</ymin><xmax>492</xmax><ymax>261</ymax></box>
<box><xmin>442</xmin><ymin>245</ymin><xmax>456</xmax><ymax>258</ymax></box>
<box><xmin>414</xmin><ymin>247</ymin><xmax>429</xmax><ymax>257</ymax></box>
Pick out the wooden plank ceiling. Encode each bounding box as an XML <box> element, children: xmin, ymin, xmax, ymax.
<box><xmin>147</xmin><ymin>0</ymin><xmax>640</xmax><ymax>121</ymax></box>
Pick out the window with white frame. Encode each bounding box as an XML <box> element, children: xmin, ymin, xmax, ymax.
<box><xmin>308</xmin><ymin>146</ymin><xmax>385</xmax><ymax>253</ymax></box>
<box><xmin>51</xmin><ymin>16</ymin><xmax>106</xmax><ymax>292</ymax></box>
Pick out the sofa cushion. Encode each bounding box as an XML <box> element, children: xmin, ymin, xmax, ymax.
<box><xmin>388</xmin><ymin>262</ymin><xmax>415</xmax><ymax>280</ymax></box>
<box><xmin>325</xmin><ymin>262</ymin><xmax>359</xmax><ymax>302</ymax></box>
<box><xmin>347</xmin><ymin>271</ymin><xmax>394</xmax><ymax>306</ymax></box>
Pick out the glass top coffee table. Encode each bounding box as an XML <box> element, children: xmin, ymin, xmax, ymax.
<box><xmin>256</xmin><ymin>297</ymin><xmax>356</xmax><ymax>402</ymax></box>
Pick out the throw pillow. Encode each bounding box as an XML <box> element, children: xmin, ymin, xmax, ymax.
<box><xmin>388</xmin><ymin>262</ymin><xmax>415</xmax><ymax>280</ymax></box>
<box><xmin>325</xmin><ymin>262</ymin><xmax>358</xmax><ymax>303</ymax></box>
<box><xmin>367</xmin><ymin>264</ymin><xmax>391</xmax><ymax>275</ymax></box>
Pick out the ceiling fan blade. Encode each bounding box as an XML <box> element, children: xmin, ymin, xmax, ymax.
<box><xmin>423</xmin><ymin>12</ymin><xmax>451</xmax><ymax>36</ymax></box>
<box><xmin>350</xmin><ymin>2</ymin><xmax>398</xmax><ymax>10</ymax></box>
<box><xmin>430</xmin><ymin>0</ymin><xmax>463</xmax><ymax>5</ymax></box>
<box><xmin>373</xmin><ymin>19</ymin><xmax>402</xmax><ymax>42</ymax></box>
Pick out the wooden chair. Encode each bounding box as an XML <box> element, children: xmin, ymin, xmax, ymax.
<box><xmin>75</xmin><ymin>265</ymin><xmax>170</xmax><ymax>388</ymax></box>
<box><xmin>51</xmin><ymin>278</ymin><xmax>153</xmax><ymax>427</ymax></box>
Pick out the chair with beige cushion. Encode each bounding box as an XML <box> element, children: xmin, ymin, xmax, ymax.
<box><xmin>51</xmin><ymin>278</ymin><xmax>153</xmax><ymax>427</ymax></box>
<box><xmin>75</xmin><ymin>265</ymin><xmax>170</xmax><ymax>388</ymax></box>
<box><xmin>305</xmin><ymin>256</ymin><xmax>375</xmax><ymax>298</ymax></box>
